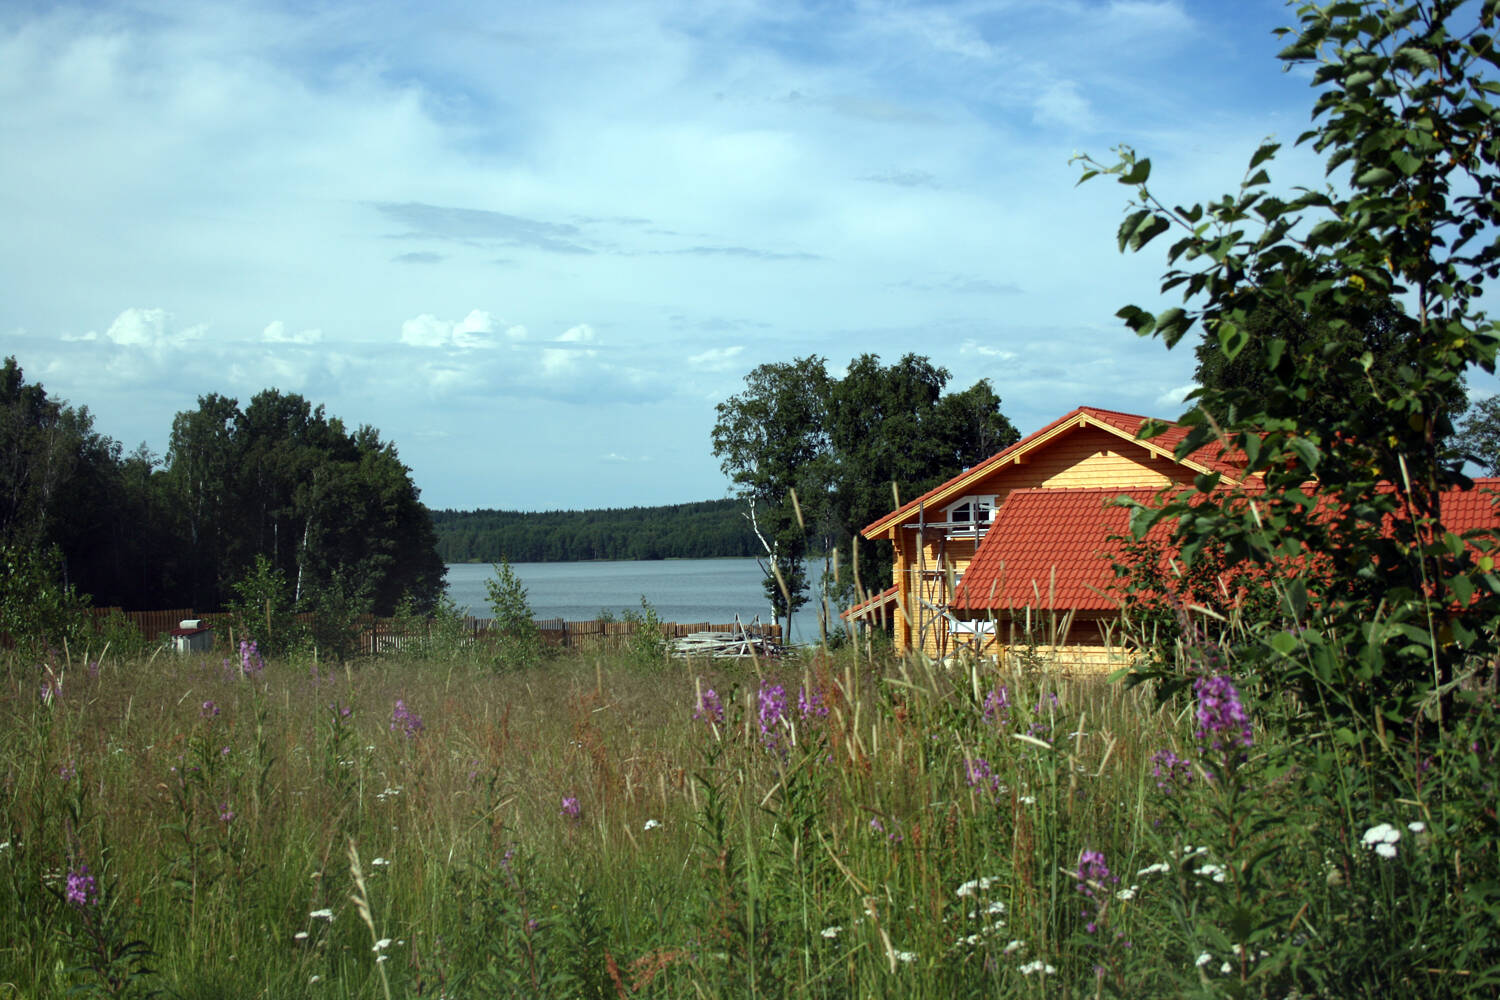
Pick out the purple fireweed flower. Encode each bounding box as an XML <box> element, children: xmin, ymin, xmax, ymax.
<box><xmin>40</xmin><ymin>676</ymin><xmax>62</xmax><ymax>705</ymax></box>
<box><xmin>66</xmin><ymin>864</ymin><xmax>97</xmax><ymax>908</ymax></box>
<box><xmin>1150</xmin><ymin>749</ymin><xmax>1193</xmax><ymax>792</ymax></box>
<box><xmin>238</xmin><ymin>639</ymin><xmax>264</xmax><ymax>677</ymax></box>
<box><xmin>219</xmin><ymin>802</ymin><xmax>236</xmax><ymax>823</ymax></box>
<box><xmin>966</xmin><ymin>757</ymin><xmax>1005</xmax><ymax>800</ymax></box>
<box><xmin>758</xmin><ymin>682</ymin><xmax>786</xmax><ymax>748</ymax></box>
<box><xmin>982</xmin><ymin>685</ymin><xmax>1011</xmax><ymax>725</ymax></box>
<box><xmin>59</xmin><ymin>761</ymin><xmax>76</xmax><ymax>781</ymax></box>
<box><xmin>201</xmin><ymin>700</ymin><xmax>219</xmax><ymax>720</ymax></box>
<box><xmin>560</xmin><ymin>796</ymin><xmax>580</xmax><ymax>819</ymax></box>
<box><xmin>390</xmin><ymin>699</ymin><xmax>425</xmax><ymax>739</ymax></box>
<box><xmin>797</xmin><ymin>686</ymin><xmax>829</xmax><ymax>720</ymax></box>
<box><xmin>693</xmin><ymin>688</ymin><xmax>724</xmax><ymax>725</ymax></box>
<box><xmin>1194</xmin><ymin>675</ymin><xmax>1252</xmax><ymax>750</ymax></box>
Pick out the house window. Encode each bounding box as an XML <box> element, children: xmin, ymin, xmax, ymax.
<box><xmin>946</xmin><ymin>496</ymin><xmax>996</xmax><ymax>536</ymax></box>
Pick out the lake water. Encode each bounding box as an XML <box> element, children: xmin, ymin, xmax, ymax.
<box><xmin>443</xmin><ymin>559</ymin><xmax>838</xmax><ymax>644</ymax></box>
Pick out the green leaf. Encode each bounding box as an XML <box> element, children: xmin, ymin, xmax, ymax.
<box><xmin>1129</xmin><ymin>214</ymin><xmax>1171</xmax><ymax>251</ymax></box>
<box><xmin>1249</xmin><ymin>140</ymin><xmax>1281</xmax><ymax>169</ymax></box>
<box><xmin>1117</xmin><ymin>209</ymin><xmax>1149</xmax><ymax>252</ymax></box>
<box><xmin>1268</xmin><ymin>629</ymin><xmax>1298</xmax><ymax>656</ymax></box>
<box><xmin>1393</xmin><ymin>45</ymin><xmax>1439</xmax><ymax>71</ymax></box>
<box><xmin>1389</xmin><ymin>149</ymin><xmax>1423</xmax><ymax>175</ymax></box>
<box><xmin>1356</xmin><ymin>166</ymin><xmax>1395</xmax><ymax>187</ymax></box>
<box><xmin>1120</xmin><ymin>157</ymin><xmax>1152</xmax><ymax>185</ymax></box>
<box><xmin>1218</xmin><ymin>319</ymin><xmax>1248</xmax><ymax>360</ymax></box>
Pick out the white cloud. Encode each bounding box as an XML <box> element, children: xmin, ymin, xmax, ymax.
<box><xmin>105</xmin><ymin>308</ymin><xmax>206</xmax><ymax>348</ymax></box>
<box><xmin>263</xmin><ymin>320</ymin><xmax>323</xmax><ymax>344</ymax></box>
<box><xmin>1156</xmin><ymin>382</ymin><xmax>1199</xmax><ymax>408</ymax></box>
<box><xmin>688</xmin><ymin>345</ymin><xmax>745</xmax><ymax>368</ymax></box>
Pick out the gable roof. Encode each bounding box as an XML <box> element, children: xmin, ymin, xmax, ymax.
<box><xmin>860</xmin><ymin>405</ymin><xmax>1246</xmax><ymax>538</ymax></box>
<box><xmin>950</xmin><ymin>482</ymin><xmax>1500</xmax><ymax>614</ymax></box>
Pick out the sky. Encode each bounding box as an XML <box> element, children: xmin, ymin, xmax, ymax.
<box><xmin>5</xmin><ymin>0</ymin><xmax>1494</xmax><ymax>511</ymax></box>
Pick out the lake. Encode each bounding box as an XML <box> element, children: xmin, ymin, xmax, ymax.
<box><xmin>443</xmin><ymin>558</ymin><xmax>839</xmax><ymax>644</ymax></box>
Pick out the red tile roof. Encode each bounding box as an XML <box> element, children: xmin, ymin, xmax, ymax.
<box><xmin>950</xmin><ymin>481</ymin><xmax>1500</xmax><ymax>614</ymax></box>
<box><xmin>860</xmin><ymin>405</ymin><xmax>1248</xmax><ymax>538</ymax></box>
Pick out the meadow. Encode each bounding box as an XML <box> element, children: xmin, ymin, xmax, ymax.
<box><xmin>1</xmin><ymin>625</ymin><xmax>1496</xmax><ymax>999</ymax></box>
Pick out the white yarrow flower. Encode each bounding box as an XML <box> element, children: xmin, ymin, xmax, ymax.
<box><xmin>1019</xmin><ymin>959</ymin><xmax>1056</xmax><ymax>975</ymax></box>
<box><xmin>373</xmin><ymin>938</ymin><xmax>392</xmax><ymax>952</ymax></box>
<box><xmin>643</xmin><ymin>819</ymin><xmax>661</xmax><ymax>831</ymax></box>
<box><xmin>821</xmin><ymin>925</ymin><xmax>842</xmax><ymax>940</ymax></box>
<box><xmin>309</xmin><ymin>909</ymin><xmax>334</xmax><ymax>921</ymax></box>
<box><xmin>294</xmin><ymin>931</ymin><xmax>309</xmax><ymax>941</ymax></box>
<box><xmin>1137</xmin><ymin>862</ymin><xmax>1171</xmax><ymax>877</ymax></box>
<box><xmin>1407</xmin><ymin>821</ymin><xmax>1425</xmax><ymax>834</ymax></box>
<box><xmin>1362</xmin><ymin>822</ymin><xmax>1401</xmax><ymax>858</ymax></box>
<box><xmin>1115</xmin><ymin>885</ymin><xmax>1138</xmax><ymax>901</ymax></box>
<box><xmin>1195</xmin><ymin>863</ymin><xmax>1228</xmax><ymax>883</ymax></box>
<box><xmin>1003</xmin><ymin>939</ymin><xmax>1025</xmax><ymax>955</ymax></box>
<box><xmin>1220</xmin><ymin>961</ymin><xmax>1234</xmax><ymax>975</ymax></box>
<box><xmin>1196</xmin><ymin>951</ymin><xmax>1212</xmax><ymax>968</ymax></box>
<box><xmin>371</xmin><ymin>857</ymin><xmax>390</xmax><ymax>868</ymax></box>
<box><xmin>893</xmin><ymin>950</ymin><xmax>917</xmax><ymax>963</ymax></box>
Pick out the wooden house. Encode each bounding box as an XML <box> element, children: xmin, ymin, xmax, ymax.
<box><xmin>849</xmin><ymin>405</ymin><xmax>1500</xmax><ymax>670</ymax></box>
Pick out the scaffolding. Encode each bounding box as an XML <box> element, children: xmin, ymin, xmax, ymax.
<box><xmin>902</xmin><ymin>502</ymin><xmax>996</xmax><ymax>659</ymax></box>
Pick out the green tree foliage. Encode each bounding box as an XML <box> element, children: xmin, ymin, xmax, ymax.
<box><xmin>165</xmin><ymin>389</ymin><xmax>445</xmax><ymax>615</ymax></box>
<box><xmin>1191</xmin><ymin>277</ymin><xmax>1468</xmax><ymax>427</ymax></box>
<box><xmin>485</xmin><ymin>557</ymin><xmax>543</xmax><ymax>670</ymax></box>
<box><xmin>0</xmin><ymin>542</ymin><xmax>91</xmax><ymax>654</ymax></box>
<box><xmin>429</xmin><ymin>500</ymin><xmax>759</xmax><ymax>563</ymax></box>
<box><xmin>1080</xmin><ymin>0</ymin><xmax>1500</xmax><ymax>725</ymax></box>
<box><xmin>712</xmin><ymin>354</ymin><xmax>1018</xmax><ymax>623</ymax></box>
<box><xmin>1454</xmin><ymin>392</ymin><xmax>1500</xmax><ymax>473</ymax></box>
<box><xmin>0</xmin><ymin>359</ymin><xmax>444</xmax><ymax>626</ymax></box>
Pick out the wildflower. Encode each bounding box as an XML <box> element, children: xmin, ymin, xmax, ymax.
<box><xmin>294</xmin><ymin>931</ymin><xmax>309</xmax><ymax>941</ymax></box>
<box><xmin>1137</xmin><ymin>861</ymin><xmax>1170</xmax><ymax>877</ymax></box>
<box><xmin>821</xmin><ymin>925</ymin><xmax>842</xmax><ymax>939</ymax></box>
<box><xmin>1019</xmin><ymin>959</ymin><xmax>1056</xmax><ymax>975</ymax></box>
<box><xmin>1018</xmin><ymin>794</ymin><xmax>1036</xmax><ymax>805</ymax></box>
<box><xmin>1077</xmin><ymin>849</ymin><xmax>1112</xmax><ymax>890</ymax></box>
<box><xmin>1361</xmin><ymin>822</ymin><xmax>1401</xmax><ymax>859</ymax></box>
<box><xmin>758</xmin><ymin>681</ymin><xmax>786</xmax><ymax>748</ymax></box>
<box><xmin>1193</xmin><ymin>675</ymin><xmax>1253</xmax><ymax>750</ymax></box>
<box><xmin>1194</xmin><ymin>863</ymin><xmax>1227</xmax><ymax>883</ymax></box>
<box><xmin>982</xmin><ymin>685</ymin><xmax>1011</xmax><ymax>724</ymax></box>
<box><xmin>201</xmin><ymin>700</ymin><xmax>219</xmax><ymax>719</ymax></box>
<box><xmin>309</xmin><ymin>974</ymin><xmax>321</xmax><ymax>983</ymax></box>
<box><xmin>371</xmin><ymin>857</ymin><xmax>390</xmax><ymax>867</ymax></box>
<box><xmin>797</xmin><ymin>686</ymin><xmax>829</xmax><ymax>720</ymax></box>
<box><xmin>1115</xmin><ymin>885</ymin><xmax>1138</xmax><ymax>901</ymax></box>
<box><xmin>643</xmin><ymin>819</ymin><xmax>661</xmax><ymax>831</ymax></box>
<box><xmin>955</xmin><ymin>876</ymin><xmax>998</xmax><ymax>897</ymax></box>
<box><xmin>239</xmin><ymin>639</ymin><xmax>264</xmax><ymax>676</ymax></box>
<box><xmin>966</xmin><ymin>758</ymin><xmax>1002</xmax><ymax>797</ymax></box>
<box><xmin>1407</xmin><ymin>821</ymin><xmax>1426</xmax><ymax>834</ymax></box>
<box><xmin>65</xmin><ymin>865</ymin><xmax>97</xmax><ymax>908</ymax></box>
<box><xmin>1220</xmin><ymin>961</ymin><xmax>1234</xmax><ymax>975</ymax></box>
<box><xmin>309</xmin><ymin>908</ymin><xmax>334</xmax><ymax>921</ymax></box>
<box><xmin>869</xmin><ymin>817</ymin><xmax>884</xmax><ymax>834</ymax></box>
<box><xmin>1195</xmin><ymin>951</ymin><xmax>1212</xmax><ymax>968</ymax></box>
<box><xmin>219</xmin><ymin>803</ymin><xmax>236</xmax><ymax>824</ymax></box>
<box><xmin>693</xmin><ymin>688</ymin><xmax>724</xmax><ymax>725</ymax></box>
<box><xmin>892</xmin><ymin>950</ymin><xmax>917</xmax><ymax>964</ymax></box>
<box><xmin>1150</xmin><ymin>749</ymin><xmax>1192</xmax><ymax>792</ymax></box>
<box><xmin>373</xmin><ymin>938</ymin><xmax>392</xmax><ymax>952</ymax></box>
<box><xmin>58</xmin><ymin>761</ymin><xmax>76</xmax><ymax>781</ymax></box>
<box><xmin>40</xmin><ymin>676</ymin><xmax>62</xmax><ymax>704</ymax></box>
<box><xmin>1004</xmin><ymin>939</ymin><xmax>1025</xmax><ymax>955</ymax></box>
<box><xmin>390</xmin><ymin>700</ymin><xmax>425</xmax><ymax>739</ymax></box>
<box><xmin>561</xmin><ymin>796</ymin><xmax>581</xmax><ymax>819</ymax></box>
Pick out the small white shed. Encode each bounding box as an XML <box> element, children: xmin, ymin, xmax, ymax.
<box><xmin>170</xmin><ymin>619</ymin><xmax>215</xmax><ymax>653</ymax></box>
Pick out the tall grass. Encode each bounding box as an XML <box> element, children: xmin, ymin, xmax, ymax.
<box><xmin>1</xmin><ymin>631</ymin><xmax>1494</xmax><ymax>997</ymax></box>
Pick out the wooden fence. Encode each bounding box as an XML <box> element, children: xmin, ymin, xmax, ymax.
<box><xmin>82</xmin><ymin>607</ymin><xmax>782</xmax><ymax>656</ymax></box>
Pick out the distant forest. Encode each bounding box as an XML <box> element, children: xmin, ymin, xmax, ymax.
<box><xmin>429</xmin><ymin>499</ymin><xmax>760</xmax><ymax>562</ymax></box>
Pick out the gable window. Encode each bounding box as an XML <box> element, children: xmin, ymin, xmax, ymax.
<box><xmin>946</xmin><ymin>495</ymin><xmax>996</xmax><ymax>537</ymax></box>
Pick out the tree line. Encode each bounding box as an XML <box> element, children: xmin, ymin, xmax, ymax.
<box><xmin>1</xmin><ymin>357</ymin><xmax>445</xmax><ymax>627</ymax></box>
<box><xmin>429</xmin><ymin>500</ymin><xmax>761</xmax><ymax>563</ymax></box>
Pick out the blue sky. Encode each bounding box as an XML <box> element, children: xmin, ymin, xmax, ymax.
<box><xmin>4</xmin><ymin>0</ymin><xmax>1490</xmax><ymax>510</ymax></box>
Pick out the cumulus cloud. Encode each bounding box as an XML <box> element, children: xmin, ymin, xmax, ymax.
<box><xmin>1155</xmin><ymin>382</ymin><xmax>1199</xmax><ymax>408</ymax></box>
<box><xmin>400</xmin><ymin>310</ymin><xmax>512</xmax><ymax>350</ymax></box>
<box><xmin>262</xmin><ymin>320</ymin><xmax>322</xmax><ymax>344</ymax></box>
<box><xmin>105</xmin><ymin>308</ymin><xmax>206</xmax><ymax>348</ymax></box>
